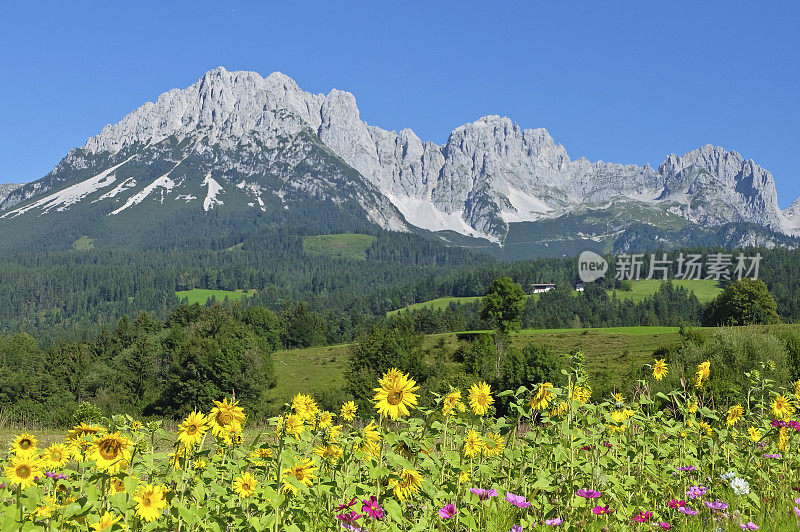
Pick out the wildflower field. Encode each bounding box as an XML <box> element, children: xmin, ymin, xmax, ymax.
<box><xmin>3</xmin><ymin>356</ymin><xmax>800</xmax><ymax>531</ymax></box>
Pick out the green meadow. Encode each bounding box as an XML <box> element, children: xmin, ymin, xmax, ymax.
<box><xmin>387</xmin><ymin>279</ymin><xmax>722</xmax><ymax>316</ymax></box>
<box><xmin>175</xmin><ymin>288</ymin><xmax>257</xmax><ymax>305</ymax></box>
<box><xmin>303</xmin><ymin>233</ymin><xmax>377</xmax><ymax>260</ymax></box>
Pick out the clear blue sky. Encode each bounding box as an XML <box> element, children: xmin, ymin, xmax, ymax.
<box><xmin>3</xmin><ymin>1</ymin><xmax>798</xmax><ymax>205</ymax></box>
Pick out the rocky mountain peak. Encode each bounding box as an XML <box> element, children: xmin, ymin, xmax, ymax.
<box><xmin>3</xmin><ymin>67</ymin><xmax>794</xmax><ymax>249</ymax></box>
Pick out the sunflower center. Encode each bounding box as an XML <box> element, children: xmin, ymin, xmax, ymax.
<box><xmin>218</xmin><ymin>412</ymin><xmax>234</xmax><ymax>425</ymax></box>
<box><xmin>51</xmin><ymin>450</ymin><xmax>63</xmax><ymax>461</ymax></box>
<box><xmin>98</xmin><ymin>439</ymin><xmax>122</xmax><ymax>460</ymax></box>
<box><xmin>20</xmin><ymin>439</ymin><xmax>32</xmax><ymax>449</ymax></box>
<box><xmin>387</xmin><ymin>390</ymin><xmax>404</xmax><ymax>405</ymax></box>
<box><xmin>186</xmin><ymin>424</ymin><xmax>198</xmax><ymax>435</ymax></box>
<box><xmin>17</xmin><ymin>465</ymin><xmax>31</xmax><ymax>478</ymax></box>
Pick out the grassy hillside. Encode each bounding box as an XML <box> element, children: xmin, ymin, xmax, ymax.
<box><xmin>303</xmin><ymin>233</ymin><xmax>377</xmax><ymax>260</ymax></box>
<box><xmin>175</xmin><ymin>288</ymin><xmax>257</xmax><ymax>305</ymax></box>
<box><xmin>267</xmin><ymin>326</ymin><xmax>689</xmax><ymax>401</ymax></box>
<box><xmin>387</xmin><ymin>279</ymin><xmax>722</xmax><ymax>316</ymax></box>
<box><xmin>608</xmin><ymin>279</ymin><xmax>722</xmax><ymax>303</ymax></box>
<box><xmin>266</xmin><ymin>344</ymin><xmax>350</xmax><ymax>407</ymax></box>
<box><xmin>387</xmin><ymin>296</ymin><xmax>484</xmax><ymax>316</ymax></box>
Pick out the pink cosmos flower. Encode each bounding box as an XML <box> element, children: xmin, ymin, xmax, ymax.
<box><xmin>633</xmin><ymin>511</ymin><xmax>652</xmax><ymax>523</ymax></box>
<box><xmin>794</xmin><ymin>507</ymin><xmax>800</xmax><ymax>518</ymax></box>
<box><xmin>659</xmin><ymin>523</ymin><xmax>671</xmax><ymax>530</ymax></box>
<box><xmin>576</xmin><ymin>488</ymin><xmax>602</xmax><ymax>498</ymax></box>
<box><xmin>739</xmin><ymin>523</ymin><xmax>759</xmax><ymax>530</ymax></box>
<box><xmin>544</xmin><ymin>518</ymin><xmax>563</xmax><ymax>526</ymax></box>
<box><xmin>505</xmin><ymin>492</ymin><xmax>532</xmax><ymax>508</ymax></box>
<box><xmin>762</xmin><ymin>453</ymin><xmax>781</xmax><ymax>459</ymax></box>
<box><xmin>336</xmin><ymin>497</ymin><xmax>358</xmax><ymax>511</ymax></box>
<box><xmin>678</xmin><ymin>507</ymin><xmax>698</xmax><ymax>516</ymax></box>
<box><xmin>438</xmin><ymin>504</ymin><xmax>456</xmax><ymax>519</ymax></box>
<box><xmin>336</xmin><ymin>511</ymin><xmax>362</xmax><ymax>525</ymax></box>
<box><xmin>470</xmin><ymin>488</ymin><xmax>498</xmax><ymax>501</ymax></box>
<box><xmin>592</xmin><ymin>505</ymin><xmax>613</xmax><ymax>515</ymax></box>
<box><xmin>705</xmin><ymin>500</ymin><xmax>728</xmax><ymax>511</ymax></box>
<box><xmin>676</xmin><ymin>466</ymin><xmax>697</xmax><ymax>471</ymax></box>
<box><xmin>686</xmin><ymin>486</ymin><xmax>707</xmax><ymax>499</ymax></box>
<box><xmin>361</xmin><ymin>497</ymin><xmax>385</xmax><ymax>520</ymax></box>
<box><xmin>511</xmin><ymin>526</ymin><xmax>523</xmax><ymax>532</ymax></box>
<box><xmin>668</xmin><ymin>499</ymin><xmax>687</xmax><ymax>509</ymax></box>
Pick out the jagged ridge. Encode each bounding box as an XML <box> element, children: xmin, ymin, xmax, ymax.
<box><xmin>2</xmin><ymin>67</ymin><xmax>798</xmax><ymax>248</ymax></box>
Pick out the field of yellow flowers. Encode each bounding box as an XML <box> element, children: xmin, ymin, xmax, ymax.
<box><xmin>2</xmin><ymin>356</ymin><xmax>800</xmax><ymax>531</ymax></box>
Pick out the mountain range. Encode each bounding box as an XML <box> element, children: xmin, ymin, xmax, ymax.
<box><xmin>1</xmin><ymin>67</ymin><xmax>798</xmax><ymax>257</ymax></box>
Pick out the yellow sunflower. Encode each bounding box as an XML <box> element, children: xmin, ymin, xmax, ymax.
<box><xmin>482</xmin><ymin>432</ymin><xmax>505</xmax><ymax>457</ymax></box>
<box><xmin>90</xmin><ymin>512</ymin><xmax>122</xmax><ymax>531</ymax></box>
<box><xmin>249</xmin><ymin>447</ymin><xmax>273</xmax><ymax>466</ymax></box>
<box><xmin>67</xmin><ymin>423</ymin><xmax>105</xmax><ymax>441</ymax></box>
<box><xmin>108</xmin><ymin>476</ymin><xmax>131</xmax><ymax>495</ymax></box>
<box><xmin>695</xmin><ymin>360</ymin><xmax>711</xmax><ymax>388</ymax></box>
<box><xmin>569</xmin><ymin>384</ymin><xmax>591</xmax><ymax>404</ymax></box>
<box><xmin>90</xmin><ymin>432</ymin><xmax>132</xmax><ymax>473</ymax></box>
<box><xmin>442</xmin><ymin>390</ymin><xmax>466</xmax><ymax>416</ymax></box>
<box><xmin>41</xmin><ymin>443</ymin><xmax>70</xmax><ymax>469</ymax></box>
<box><xmin>328</xmin><ymin>425</ymin><xmax>342</xmax><ymax>442</ymax></box>
<box><xmin>373</xmin><ymin>369</ymin><xmax>419</xmax><ymax>420</ymax></box>
<box><xmin>313</xmin><ymin>442</ymin><xmax>343</xmax><ymax>462</ymax></box>
<box><xmin>468</xmin><ymin>381</ymin><xmax>494</xmax><ymax>416</ymax></box>
<box><xmin>317</xmin><ymin>411</ymin><xmax>333</xmax><ymax>429</ymax></box>
<box><xmin>653</xmin><ymin>359</ymin><xmax>668</xmax><ymax>381</ymax></box>
<box><xmin>748</xmin><ymin>426</ymin><xmax>762</xmax><ymax>442</ymax></box>
<box><xmin>168</xmin><ymin>444</ymin><xmax>188</xmax><ymax>470</ymax></box>
<box><xmin>340</xmin><ymin>401</ymin><xmax>357</xmax><ymax>421</ymax></box>
<box><xmin>4</xmin><ymin>454</ymin><xmax>40</xmax><ymax>489</ymax></box>
<box><xmin>550</xmin><ymin>400</ymin><xmax>569</xmax><ymax>418</ymax></box>
<box><xmin>360</xmin><ymin>421</ymin><xmax>382</xmax><ymax>458</ymax></box>
<box><xmin>292</xmin><ymin>393</ymin><xmax>319</xmax><ymax>422</ymax></box>
<box><xmin>688</xmin><ymin>400</ymin><xmax>699</xmax><ymax>414</ymax></box>
<box><xmin>277</xmin><ymin>413</ymin><xmax>304</xmax><ymax>438</ymax></box>
<box><xmin>389</xmin><ymin>468</ymin><xmax>422</xmax><ymax>501</ymax></box>
<box><xmin>610</xmin><ymin>409</ymin><xmax>634</xmax><ymax>424</ymax></box>
<box><xmin>176</xmin><ymin>411</ymin><xmax>209</xmax><ymax>448</ymax></box>
<box><xmin>726</xmin><ymin>404</ymin><xmax>743</xmax><ymax>426</ymax></box>
<box><xmin>379</xmin><ymin>367</ymin><xmax>404</xmax><ymax>387</ymax></box>
<box><xmin>772</xmin><ymin>394</ymin><xmax>795</xmax><ymax>420</ymax></box>
<box><xmin>778</xmin><ymin>426</ymin><xmax>789</xmax><ymax>451</ymax></box>
<box><xmin>282</xmin><ymin>458</ymin><xmax>317</xmax><ymax>494</ymax></box>
<box><xmin>463</xmin><ymin>429</ymin><xmax>483</xmax><ymax>458</ymax></box>
<box><xmin>528</xmin><ymin>382</ymin><xmax>554</xmax><ymax>411</ymax></box>
<box><xmin>209</xmin><ymin>398</ymin><xmax>246</xmax><ymax>437</ymax></box>
<box><xmin>12</xmin><ymin>432</ymin><xmax>38</xmax><ymax>455</ymax></box>
<box><xmin>67</xmin><ymin>438</ymin><xmax>92</xmax><ymax>462</ymax></box>
<box><xmin>133</xmin><ymin>484</ymin><xmax>167</xmax><ymax>522</ymax></box>
<box><xmin>233</xmin><ymin>472</ymin><xmax>257</xmax><ymax>498</ymax></box>
<box><xmin>33</xmin><ymin>504</ymin><xmax>52</xmax><ymax>519</ymax></box>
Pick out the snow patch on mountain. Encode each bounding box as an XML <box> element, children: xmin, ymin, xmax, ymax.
<box><xmin>499</xmin><ymin>186</ymin><xmax>552</xmax><ymax>223</ymax></box>
<box><xmin>2</xmin><ymin>157</ymin><xmax>133</xmax><ymax>218</ymax></box>
<box><xmin>385</xmin><ymin>192</ymin><xmax>498</xmax><ymax>242</ymax></box>
<box><xmin>202</xmin><ymin>174</ymin><xmax>224</xmax><ymax>211</ymax></box>
<box><xmin>95</xmin><ymin>177</ymin><xmax>137</xmax><ymax>202</ymax></box>
<box><xmin>111</xmin><ymin>159</ymin><xmax>184</xmax><ymax>215</ymax></box>
<box><xmin>236</xmin><ymin>181</ymin><xmax>266</xmax><ymax>211</ymax></box>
